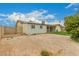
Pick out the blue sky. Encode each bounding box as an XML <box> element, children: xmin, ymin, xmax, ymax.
<box><xmin>0</xmin><ymin>3</ymin><xmax>79</xmax><ymax>27</ymax></box>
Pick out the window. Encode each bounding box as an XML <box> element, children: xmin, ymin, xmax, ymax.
<box><xmin>40</xmin><ymin>25</ymin><xmax>43</xmax><ymax>29</ymax></box>
<box><xmin>31</xmin><ymin>24</ymin><xmax>35</xmax><ymax>29</ymax></box>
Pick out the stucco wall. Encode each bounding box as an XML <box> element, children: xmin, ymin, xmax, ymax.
<box><xmin>55</xmin><ymin>26</ymin><xmax>62</xmax><ymax>32</ymax></box>
<box><xmin>16</xmin><ymin>21</ymin><xmax>23</xmax><ymax>34</ymax></box>
<box><xmin>23</xmin><ymin>23</ymin><xmax>47</xmax><ymax>34</ymax></box>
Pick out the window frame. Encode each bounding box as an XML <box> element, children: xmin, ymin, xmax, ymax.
<box><xmin>40</xmin><ymin>25</ymin><xmax>43</xmax><ymax>29</ymax></box>
<box><xmin>31</xmin><ymin>24</ymin><xmax>35</xmax><ymax>29</ymax></box>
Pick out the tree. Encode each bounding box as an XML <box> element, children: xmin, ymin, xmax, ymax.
<box><xmin>64</xmin><ymin>13</ymin><xmax>79</xmax><ymax>42</ymax></box>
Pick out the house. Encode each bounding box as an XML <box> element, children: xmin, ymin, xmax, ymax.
<box><xmin>16</xmin><ymin>20</ymin><xmax>47</xmax><ymax>35</ymax></box>
<box><xmin>16</xmin><ymin>20</ymin><xmax>64</xmax><ymax>35</ymax></box>
<box><xmin>47</xmin><ymin>24</ymin><xmax>64</xmax><ymax>32</ymax></box>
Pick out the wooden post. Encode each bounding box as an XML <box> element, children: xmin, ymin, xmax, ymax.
<box><xmin>0</xmin><ymin>27</ymin><xmax>2</xmax><ymax>39</ymax></box>
<box><xmin>0</xmin><ymin>26</ymin><xmax>4</xmax><ymax>39</ymax></box>
<box><xmin>49</xmin><ymin>26</ymin><xmax>50</xmax><ymax>32</ymax></box>
<box><xmin>1</xmin><ymin>26</ymin><xmax>2</xmax><ymax>39</ymax></box>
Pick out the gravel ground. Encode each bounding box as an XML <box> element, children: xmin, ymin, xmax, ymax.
<box><xmin>0</xmin><ymin>34</ymin><xmax>79</xmax><ymax>56</ymax></box>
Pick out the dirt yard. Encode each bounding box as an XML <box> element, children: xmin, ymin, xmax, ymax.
<box><xmin>0</xmin><ymin>34</ymin><xmax>79</xmax><ymax>56</ymax></box>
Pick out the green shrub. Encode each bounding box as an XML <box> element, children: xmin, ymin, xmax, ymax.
<box><xmin>40</xmin><ymin>50</ymin><xmax>52</xmax><ymax>56</ymax></box>
<box><xmin>64</xmin><ymin>13</ymin><xmax>79</xmax><ymax>42</ymax></box>
<box><xmin>71</xmin><ymin>31</ymin><xmax>79</xmax><ymax>42</ymax></box>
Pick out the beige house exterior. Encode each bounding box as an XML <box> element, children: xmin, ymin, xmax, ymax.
<box><xmin>47</xmin><ymin>24</ymin><xmax>64</xmax><ymax>32</ymax></box>
<box><xmin>51</xmin><ymin>24</ymin><xmax>64</xmax><ymax>32</ymax></box>
<box><xmin>16</xmin><ymin>20</ymin><xmax>64</xmax><ymax>35</ymax></box>
<box><xmin>16</xmin><ymin>20</ymin><xmax>47</xmax><ymax>35</ymax></box>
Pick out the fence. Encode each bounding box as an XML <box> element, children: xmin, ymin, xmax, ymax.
<box><xmin>0</xmin><ymin>26</ymin><xmax>16</xmax><ymax>38</ymax></box>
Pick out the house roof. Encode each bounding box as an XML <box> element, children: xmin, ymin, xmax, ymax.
<box><xmin>47</xmin><ymin>24</ymin><xmax>64</xmax><ymax>28</ymax></box>
<box><xmin>17</xmin><ymin>20</ymin><xmax>64</xmax><ymax>28</ymax></box>
<box><xmin>17</xmin><ymin>20</ymin><xmax>48</xmax><ymax>26</ymax></box>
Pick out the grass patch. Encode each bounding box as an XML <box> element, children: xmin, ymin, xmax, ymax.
<box><xmin>48</xmin><ymin>32</ymin><xmax>71</xmax><ymax>36</ymax></box>
<box><xmin>40</xmin><ymin>50</ymin><xmax>53</xmax><ymax>56</ymax></box>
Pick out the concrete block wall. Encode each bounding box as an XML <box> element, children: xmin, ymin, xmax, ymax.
<box><xmin>4</xmin><ymin>27</ymin><xmax>16</xmax><ymax>34</ymax></box>
<box><xmin>0</xmin><ymin>26</ymin><xmax>16</xmax><ymax>38</ymax></box>
<box><xmin>0</xmin><ymin>27</ymin><xmax>4</xmax><ymax>38</ymax></box>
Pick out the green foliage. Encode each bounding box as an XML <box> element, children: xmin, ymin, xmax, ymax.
<box><xmin>40</xmin><ymin>50</ymin><xmax>53</xmax><ymax>56</ymax></box>
<box><xmin>71</xmin><ymin>30</ymin><xmax>79</xmax><ymax>42</ymax></box>
<box><xmin>49</xmin><ymin>32</ymin><xmax>71</xmax><ymax>36</ymax></box>
<box><xmin>64</xmin><ymin>16</ymin><xmax>79</xmax><ymax>32</ymax></box>
<box><xmin>64</xmin><ymin>13</ymin><xmax>79</xmax><ymax>42</ymax></box>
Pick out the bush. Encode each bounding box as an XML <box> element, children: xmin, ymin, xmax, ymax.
<box><xmin>40</xmin><ymin>50</ymin><xmax>52</xmax><ymax>56</ymax></box>
<box><xmin>71</xmin><ymin>31</ymin><xmax>79</xmax><ymax>42</ymax></box>
<box><xmin>64</xmin><ymin>13</ymin><xmax>79</xmax><ymax>42</ymax></box>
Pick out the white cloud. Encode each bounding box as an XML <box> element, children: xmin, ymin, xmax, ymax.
<box><xmin>24</xmin><ymin>10</ymin><xmax>55</xmax><ymax>23</ymax></box>
<box><xmin>65</xmin><ymin>3</ymin><xmax>79</xmax><ymax>9</ymax></box>
<box><xmin>25</xmin><ymin>10</ymin><xmax>48</xmax><ymax>20</ymax></box>
<box><xmin>8</xmin><ymin>12</ymin><xmax>26</xmax><ymax>22</ymax></box>
<box><xmin>25</xmin><ymin>10</ymin><xmax>47</xmax><ymax>18</ymax></box>
<box><xmin>7</xmin><ymin>9</ymin><xmax>55</xmax><ymax>24</ymax></box>
<box><xmin>65</xmin><ymin>3</ymin><xmax>75</xmax><ymax>9</ymax></box>
<box><xmin>52</xmin><ymin>20</ymin><xmax>64</xmax><ymax>26</ymax></box>
<box><xmin>27</xmin><ymin>17</ymin><xmax>42</xmax><ymax>23</ymax></box>
<box><xmin>65</xmin><ymin>3</ymin><xmax>79</xmax><ymax>11</ymax></box>
<box><xmin>0</xmin><ymin>9</ymin><xmax>56</xmax><ymax>24</ymax></box>
<box><xmin>45</xmin><ymin>14</ymin><xmax>55</xmax><ymax>20</ymax></box>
